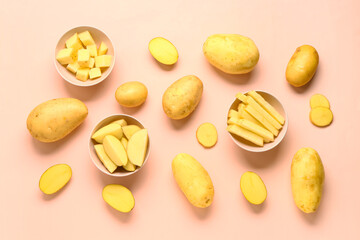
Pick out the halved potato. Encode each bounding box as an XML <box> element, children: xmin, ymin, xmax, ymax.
<box><xmin>102</xmin><ymin>184</ymin><xmax>135</xmax><ymax>213</ymax></box>
<box><xmin>39</xmin><ymin>164</ymin><xmax>72</xmax><ymax>194</ymax></box>
<box><xmin>240</xmin><ymin>171</ymin><xmax>267</xmax><ymax>205</ymax></box>
<box><xmin>149</xmin><ymin>37</ymin><xmax>178</xmax><ymax>65</ymax></box>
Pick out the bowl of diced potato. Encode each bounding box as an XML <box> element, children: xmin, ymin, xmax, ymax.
<box><xmin>227</xmin><ymin>90</ymin><xmax>288</xmax><ymax>152</ymax></box>
<box><xmin>89</xmin><ymin>114</ymin><xmax>150</xmax><ymax>177</ymax></box>
<box><xmin>55</xmin><ymin>26</ymin><xmax>115</xmax><ymax>87</ymax></box>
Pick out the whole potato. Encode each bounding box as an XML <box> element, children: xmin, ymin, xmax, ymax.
<box><xmin>27</xmin><ymin>98</ymin><xmax>88</xmax><ymax>142</ymax></box>
<box><xmin>291</xmin><ymin>147</ymin><xmax>325</xmax><ymax>213</ymax></box>
<box><xmin>203</xmin><ymin>34</ymin><xmax>259</xmax><ymax>74</ymax></box>
<box><xmin>172</xmin><ymin>153</ymin><xmax>214</xmax><ymax>208</ymax></box>
<box><xmin>162</xmin><ymin>75</ymin><xmax>203</xmax><ymax>119</ymax></box>
<box><xmin>286</xmin><ymin>45</ymin><xmax>319</xmax><ymax>87</ymax></box>
<box><xmin>115</xmin><ymin>81</ymin><xmax>148</xmax><ymax>107</ymax></box>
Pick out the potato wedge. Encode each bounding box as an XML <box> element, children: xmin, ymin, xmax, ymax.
<box><xmin>103</xmin><ymin>135</ymin><xmax>128</xmax><ymax>166</ymax></box>
<box><xmin>196</xmin><ymin>123</ymin><xmax>218</xmax><ymax>148</ymax></box>
<box><xmin>111</xmin><ymin>119</ymin><xmax>128</xmax><ymax>127</ymax></box>
<box><xmin>39</xmin><ymin>164</ymin><xmax>72</xmax><ymax>195</ymax></box>
<box><xmin>149</xmin><ymin>37</ymin><xmax>178</xmax><ymax>65</ymax></box>
<box><xmin>122</xmin><ymin>125</ymin><xmax>141</xmax><ymax>139</ymax></box>
<box><xmin>310</xmin><ymin>94</ymin><xmax>330</xmax><ymax>109</ymax></box>
<box><xmin>92</xmin><ymin>123</ymin><xmax>123</xmax><ymax>143</ymax></box>
<box><xmin>94</xmin><ymin>144</ymin><xmax>117</xmax><ymax>173</ymax></box>
<box><xmin>240</xmin><ymin>171</ymin><xmax>267</xmax><ymax>205</ymax></box>
<box><xmin>310</xmin><ymin>107</ymin><xmax>333</xmax><ymax>127</ymax></box>
<box><xmin>127</xmin><ymin>129</ymin><xmax>148</xmax><ymax>166</ymax></box>
<box><xmin>102</xmin><ymin>184</ymin><xmax>135</xmax><ymax>213</ymax></box>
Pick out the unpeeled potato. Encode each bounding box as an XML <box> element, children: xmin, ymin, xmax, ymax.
<box><xmin>39</xmin><ymin>164</ymin><xmax>72</xmax><ymax>194</ymax></box>
<box><xmin>102</xmin><ymin>184</ymin><xmax>135</xmax><ymax>213</ymax></box>
<box><xmin>115</xmin><ymin>81</ymin><xmax>148</xmax><ymax>108</ymax></box>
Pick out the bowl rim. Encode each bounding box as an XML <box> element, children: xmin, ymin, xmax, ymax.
<box><xmin>54</xmin><ymin>25</ymin><xmax>116</xmax><ymax>87</ymax></box>
<box><xmin>226</xmin><ymin>90</ymin><xmax>288</xmax><ymax>153</ymax></box>
<box><xmin>88</xmin><ymin>114</ymin><xmax>150</xmax><ymax>177</ymax></box>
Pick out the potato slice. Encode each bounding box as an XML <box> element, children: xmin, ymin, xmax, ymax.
<box><xmin>228</xmin><ymin>118</ymin><xmax>274</xmax><ymax>142</ymax></box>
<box><xmin>240</xmin><ymin>171</ymin><xmax>267</xmax><ymax>205</ymax></box>
<box><xmin>245</xmin><ymin>105</ymin><xmax>279</xmax><ymax>136</ymax></box>
<box><xmin>111</xmin><ymin>119</ymin><xmax>128</xmax><ymax>127</ymax></box>
<box><xmin>227</xmin><ymin>124</ymin><xmax>264</xmax><ymax>147</ymax></box>
<box><xmin>94</xmin><ymin>144</ymin><xmax>117</xmax><ymax>173</ymax></box>
<box><xmin>122</xmin><ymin>125</ymin><xmax>141</xmax><ymax>139</ymax></box>
<box><xmin>149</xmin><ymin>37</ymin><xmax>178</xmax><ymax>65</ymax></box>
<box><xmin>102</xmin><ymin>184</ymin><xmax>135</xmax><ymax>213</ymax></box>
<box><xmin>127</xmin><ymin>129</ymin><xmax>148</xmax><ymax>166</ymax></box>
<box><xmin>39</xmin><ymin>164</ymin><xmax>72</xmax><ymax>195</ymax></box>
<box><xmin>310</xmin><ymin>94</ymin><xmax>330</xmax><ymax>109</ymax></box>
<box><xmin>92</xmin><ymin>123</ymin><xmax>123</xmax><ymax>143</ymax></box>
<box><xmin>196</xmin><ymin>123</ymin><xmax>218</xmax><ymax>148</ymax></box>
<box><xmin>103</xmin><ymin>135</ymin><xmax>128</xmax><ymax>166</ymax></box>
<box><xmin>310</xmin><ymin>107</ymin><xmax>333</xmax><ymax>127</ymax></box>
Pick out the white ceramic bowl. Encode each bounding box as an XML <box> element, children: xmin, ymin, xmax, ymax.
<box><xmin>227</xmin><ymin>90</ymin><xmax>288</xmax><ymax>152</ymax></box>
<box><xmin>89</xmin><ymin>114</ymin><xmax>150</xmax><ymax>177</ymax></box>
<box><xmin>54</xmin><ymin>26</ymin><xmax>115</xmax><ymax>87</ymax></box>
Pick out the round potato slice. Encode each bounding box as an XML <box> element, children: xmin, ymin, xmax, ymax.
<box><xmin>102</xmin><ymin>184</ymin><xmax>135</xmax><ymax>213</ymax></box>
<box><xmin>39</xmin><ymin>164</ymin><xmax>72</xmax><ymax>195</ymax></box>
<box><xmin>196</xmin><ymin>123</ymin><xmax>218</xmax><ymax>148</ymax></box>
<box><xmin>240</xmin><ymin>171</ymin><xmax>267</xmax><ymax>205</ymax></box>
<box><xmin>310</xmin><ymin>107</ymin><xmax>333</xmax><ymax>127</ymax></box>
<box><xmin>310</xmin><ymin>94</ymin><xmax>330</xmax><ymax>109</ymax></box>
<box><xmin>149</xmin><ymin>37</ymin><xmax>178</xmax><ymax>65</ymax></box>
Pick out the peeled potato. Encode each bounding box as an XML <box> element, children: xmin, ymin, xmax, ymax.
<box><xmin>39</xmin><ymin>164</ymin><xmax>72</xmax><ymax>195</ymax></box>
<box><xmin>310</xmin><ymin>107</ymin><xmax>333</xmax><ymax>127</ymax></box>
<box><xmin>102</xmin><ymin>184</ymin><xmax>135</xmax><ymax>213</ymax></box>
<box><xmin>149</xmin><ymin>37</ymin><xmax>178</xmax><ymax>65</ymax></box>
<box><xmin>196</xmin><ymin>123</ymin><xmax>218</xmax><ymax>148</ymax></box>
<box><xmin>310</xmin><ymin>94</ymin><xmax>330</xmax><ymax>109</ymax></box>
<box><xmin>240</xmin><ymin>171</ymin><xmax>267</xmax><ymax>205</ymax></box>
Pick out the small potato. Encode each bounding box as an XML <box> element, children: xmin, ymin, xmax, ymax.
<box><xmin>149</xmin><ymin>37</ymin><xmax>178</xmax><ymax>65</ymax></box>
<box><xmin>102</xmin><ymin>184</ymin><xmax>135</xmax><ymax>213</ymax></box>
<box><xmin>240</xmin><ymin>171</ymin><xmax>267</xmax><ymax>205</ymax></box>
<box><xmin>310</xmin><ymin>107</ymin><xmax>333</xmax><ymax>127</ymax></box>
<box><xmin>196</xmin><ymin>123</ymin><xmax>218</xmax><ymax>148</ymax></box>
<box><xmin>39</xmin><ymin>164</ymin><xmax>72</xmax><ymax>194</ymax></box>
<box><xmin>310</xmin><ymin>94</ymin><xmax>330</xmax><ymax>109</ymax></box>
<box><xmin>203</xmin><ymin>34</ymin><xmax>259</xmax><ymax>74</ymax></box>
<box><xmin>291</xmin><ymin>148</ymin><xmax>325</xmax><ymax>213</ymax></box>
<box><xmin>115</xmin><ymin>81</ymin><xmax>148</xmax><ymax>107</ymax></box>
<box><xmin>286</xmin><ymin>45</ymin><xmax>319</xmax><ymax>87</ymax></box>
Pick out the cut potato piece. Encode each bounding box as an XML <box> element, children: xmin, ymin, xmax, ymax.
<box><xmin>120</xmin><ymin>137</ymin><xmax>128</xmax><ymax>149</ymax></box>
<box><xmin>103</xmin><ymin>135</ymin><xmax>128</xmax><ymax>166</ymax></box>
<box><xmin>39</xmin><ymin>164</ymin><xmax>72</xmax><ymax>195</ymax></box>
<box><xmin>102</xmin><ymin>184</ymin><xmax>135</xmax><ymax>213</ymax></box>
<box><xmin>94</xmin><ymin>144</ymin><xmax>117</xmax><ymax>173</ymax></box>
<box><xmin>310</xmin><ymin>107</ymin><xmax>333</xmax><ymax>127</ymax></box>
<box><xmin>122</xmin><ymin>125</ymin><xmax>141</xmax><ymax>139</ymax></box>
<box><xmin>310</xmin><ymin>94</ymin><xmax>330</xmax><ymax>109</ymax></box>
<box><xmin>92</xmin><ymin>123</ymin><xmax>123</xmax><ymax>143</ymax></box>
<box><xmin>240</xmin><ymin>171</ymin><xmax>267</xmax><ymax>205</ymax></box>
<box><xmin>245</xmin><ymin>105</ymin><xmax>279</xmax><ymax>136</ymax></box>
<box><xmin>228</xmin><ymin>118</ymin><xmax>274</xmax><ymax>142</ymax></box>
<box><xmin>247</xmin><ymin>91</ymin><xmax>285</xmax><ymax>125</ymax></box>
<box><xmin>228</xmin><ymin>109</ymin><xmax>240</xmax><ymax>119</ymax></box>
<box><xmin>196</xmin><ymin>123</ymin><xmax>218</xmax><ymax>148</ymax></box>
<box><xmin>123</xmin><ymin>161</ymin><xmax>137</xmax><ymax>172</ymax></box>
<box><xmin>149</xmin><ymin>37</ymin><xmax>178</xmax><ymax>65</ymax></box>
<box><xmin>238</xmin><ymin>105</ymin><xmax>264</xmax><ymax>127</ymax></box>
<box><xmin>227</xmin><ymin>124</ymin><xmax>264</xmax><ymax>147</ymax></box>
<box><xmin>127</xmin><ymin>129</ymin><xmax>148</xmax><ymax>166</ymax></box>
<box><xmin>111</xmin><ymin>119</ymin><xmax>127</xmax><ymax>127</ymax></box>
<box><xmin>236</xmin><ymin>92</ymin><xmax>248</xmax><ymax>103</ymax></box>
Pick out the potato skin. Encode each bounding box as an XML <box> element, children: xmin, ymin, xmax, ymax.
<box><xmin>286</xmin><ymin>45</ymin><xmax>319</xmax><ymax>87</ymax></box>
<box><xmin>291</xmin><ymin>147</ymin><xmax>325</xmax><ymax>213</ymax></box>
<box><xmin>27</xmin><ymin>98</ymin><xmax>88</xmax><ymax>142</ymax></box>
<box><xmin>115</xmin><ymin>81</ymin><xmax>148</xmax><ymax>107</ymax></box>
<box><xmin>203</xmin><ymin>34</ymin><xmax>259</xmax><ymax>74</ymax></box>
<box><xmin>162</xmin><ymin>75</ymin><xmax>203</xmax><ymax>119</ymax></box>
<box><xmin>172</xmin><ymin>153</ymin><xmax>214</xmax><ymax>208</ymax></box>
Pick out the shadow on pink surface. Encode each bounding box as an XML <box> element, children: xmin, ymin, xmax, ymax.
<box><xmin>207</xmin><ymin>64</ymin><xmax>255</xmax><ymax>85</ymax></box>
<box><xmin>40</xmin><ymin>178</ymin><xmax>72</xmax><ymax>201</ymax></box>
<box><xmin>150</xmin><ymin>56</ymin><xmax>178</xmax><ymax>71</ymax></box>
<box><xmin>117</xmin><ymin>99</ymin><xmax>148</xmax><ymax>115</ymax></box>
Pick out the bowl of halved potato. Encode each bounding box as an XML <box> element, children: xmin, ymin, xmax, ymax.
<box><xmin>226</xmin><ymin>90</ymin><xmax>288</xmax><ymax>152</ymax></box>
<box><xmin>89</xmin><ymin>114</ymin><xmax>150</xmax><ymax>177</ymax></box>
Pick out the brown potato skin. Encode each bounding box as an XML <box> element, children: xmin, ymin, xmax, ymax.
<box><xmin>162</xmin><ymin>75</ymin><xmax>203</xmax><ymax>120</ymax></box>
<box><xmin>27</xmin><ymin>98</ymin><xmax>88</xmax><ymax>142</ymax></box>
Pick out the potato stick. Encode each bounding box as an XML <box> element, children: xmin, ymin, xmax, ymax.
<box><xmin>247</xmin><ymin>96</ymin><xmax>282</xmax><ymax>130</ymax></box>
<box><xmin>238</xmin><ymin>102</ymin><xmax>245</xmax><ymax>111</ymax></box>
<box><xmin>245</xmin><ymin>105</ymin><xmax>279</xmax><ymax>136</ymax></box>
<box><xmin>227</xmin><ymin>124</ymin><xmax>264</xmax><ymax>147</ymax></box>
<box><xmin>236</xmin><ymin>92</ymin><xmax>248</xmax><ymax>103</ymax></box>
<box><xmin>247</xmin><ymin>91</ymin><xmax>285</xmax><ymax>125</ymax></box>
<box><xmin>228</xmin><ymin>118</ymin><xmax>274</xmax><ymax>142</ymax></box>
<box><xmin>228</xmin><ymin>109</ymin><xmax>240</xmax><ymax>119</ymax></box>
<box><xmin>238</xmin><ymin>107</ymin><xmax>264</xmax><ymax>127</ymax></box>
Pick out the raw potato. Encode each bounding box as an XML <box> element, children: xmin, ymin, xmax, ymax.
<box><xmin>94</xmin><ymin>144</ymin><xmax>117</xmax><ymax>173</ymax></box>
<box><xmin>91</xmin><ymin>123</ymin><xmax>123</xmax><ymax>143</ymax></box>
<box><xmin>115</xmin><ymin>81</ymin><xmax>148</xmax><ymax>107</ymax></box>
<box><xmin>103</xmin><ymin>135</ymin><xmax>128</xmax><ymax>166</ymax></box>
<box><xmin>227</xmin><ymin>124</ymin><xmax>264</xmax><ymax>147</ymax></box>
<box><xmin>149</xmin><ymin>37</ymin><xmax>179</xmax><ymax>65</ymax></box>
<box><xmin>291</xmin><ymin>148</ymin><xmax>324</xmax><ymax>213</ymax></box>
<box><xmin>102</xmin><ymin>184</ymin><xmax>135</xmax><ymax>213</ymax></box>
<box><xmin>162</xmin><ymin>75</ymin><xmax>203</xmax><ymax>120</ymax></box>
<box><xmin>310</xmin><ymin>107</ymin><xmax>333</xmax><ymax>127</ymax></box>
<box><xmin>111</xmin><ymin>119</ymin><xmax>127</xmax><ymax>127</ymax></box>
<box><xmin>172</xmin><ymin>153</ymin><xmax>214</xmax><ymax>208</ymax></box>
<box><xmin>286</xmin><ymin>45</ymin><xmax>319</xmax><ymax>87</ymax></box>
<box><xmin>127</xmin><ymin>129</ymin><xmax>148</xmax><ymax>166</ymax></box>
<box><xmin>240</xmin><ymin>171</ymin><xmax>267</xmax><ymax>205</ymax></box>
<box><xmin>27</xmin><ymin>98</ymin><xmax>88</xmax><ymax>142</ymax></box>
<box><xmin>228</xmin><ymin>118</ymin><xmax>274</xmax><ymax>142</ymax></box>
<box><xmin>196</xmin><ymin>123</ymin><xmax>218</xmax><ymax>148</ymax></box>
<box><xmin>122</xmin><ymin>125</ymin><xmax>141</xmax><ymax>139</ymax></box>
<box><xmin>310</xmin><ymin>94</ymin><xmax>330</xmax><ymax>109</ymax></box>
<box><xmin>39</xmin><ymin>164</ymin><xmax>72</xmax><ymax>195</ymax></box>
<box><xmin>120</xmin><ymin>137</ymin><xmax>137</xmax><ymax>171</ymax></box>
<box><xmin>203</xmin><ymin>34</ymin><xmax>259</xmax><ymax>74</ymax></box>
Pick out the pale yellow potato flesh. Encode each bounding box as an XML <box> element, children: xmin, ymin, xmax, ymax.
<box><xmin>120</xmin><ymin>137</ymin><xmax>128</xmax><ymax>149</ymax></box>
<box><xmin>94</xmin><ymin>144</ymin><xmax>117</xmax><ymax>173</ymax></box>
<box><xmin>310</xmin><ymin>94</ymin><xmax>330</xmax><ymax>109</ymax></box>
<box><xmin>228</xmin><ymin>109</ymin><xmax>240</xmax><ymax>119</ymax></box>
<box><xmin>245</xmin><ymin>105</ymin><xmax>279</xmax><ymax>136</ymax></box>
<box><xmin>120</xmin><ymin>138</ymin><xmax>137</xmax><ymax>172</ymax></box>
<box><xmin>310</xmin><ymin>107</ymin><xmax>333</xmax><ymax>127</ymax></box>
<box><xmin>103</xmin><ymin>135</ymin><xmax>128</xmax><ymax>166</ymax></box>
<box><xmin>111</xmin><ymin>119</ymin><xmax>128</xmax><ymax>127</ymax></box>
<box><xmin>91</xmin><ymin>123</ymin><xmax>123</xmax><ymax>143</ymax></box>
<box><xmin>240</xmin><ymin>171</ymin><xmax>267</xmax><ymax>205</ymax></box>
<box><xmin>127</xmin><ymin>129</ymin><xmax>148</xmax><ymax>166</ymax></box>
<box><xmin>39</xmin><ymin>164</ymin><xmax>72</xmax><ymax>195</ymax></box>
<box><xmin>122</xmin><ymin>125</ymin><xmax>141</xmax><ymax>140</ymax></box>
<box><xmin>102</xmin><ymin>184</ymin><xmax>135</xmax><ymax>213</ymax></box>
<box><xmin>228</xmin><ymin>117</ymin><xmax>274</xmax><ymax>142</ymax></box>
<box><xmin>149</xmin><ymin>37</ymin><xmax>178</xmax><ymax>65</ymax></box>
<box><xmin>238</xmin><ymin>105</ymin><xmax>264</xmax><ymax>127</ymax></box>
<box><xmin>227</xmin><ymin>124</ymin><xmax>264</xmax><ymax>147</ymax></box>
<box><xmin>196</xmin><ymin>123</ymin><xmax>218</xmax><ymax>148</ymax></box>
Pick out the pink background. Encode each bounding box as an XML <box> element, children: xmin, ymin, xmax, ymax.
<box><xmin>1</xmin><ymin>0</ymin><xmax>359</xmax><ymax>239</ymax></box>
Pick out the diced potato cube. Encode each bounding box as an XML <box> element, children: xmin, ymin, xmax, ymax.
<box><xmin>78</xmin><ymin>31</ymin><xmax>95</xmax><ymax>46</ymax></box>
<box><xmin>66</xmin><ymin>61</ymin><xmax>80</xmax><ymax>73</ymax></box>
<box><xmin>78</xmin><ymin>49</ymin><xmax>90</xmax><ymax>67</ymax></box>
<box><xmin>98</xmin><ymin>42</ymin><xmax>108</xmax><ymax>55</ymax></box>
<box><xmin>87</xmin><ymin>44</ymin><xmax>98</xmax><ymax>57</ymax></box>
<box><xmin>56</xmin><ymin>48</ymin><xmax>76</xmax><ymax>65</ymax></box>
<box><xmin>95</xmin><ymin>55</ymin><xmax>112</xmax><ymax>68</ymax></box>
<box><xmin>76</xmin><ymin>68</ymin><xmax>90</xmax><ymax>81</ymax></box>
<box><xmin>65</xmin><ymin>33</ymin><xmax>83</xmax><ymax>51</ymax></box>
<box><xmin>89</xmin><ymin>67</ymin><xmax>102</xmax><ymax>79</ymax></box>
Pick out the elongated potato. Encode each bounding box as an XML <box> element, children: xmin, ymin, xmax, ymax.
<box><xmin>291</xmin><ymin>148</ymin><xmax>325</xmax><ymax>213</ymax></box>
<box><xmin>27</xmin><ymin>98</ymin><xmax>88</xmax><ymax>142</ymax></box>
<box><xmin>102</xmin><ymin>184</ymin><xmax>135</xmax><ymax>213</ymax></box>
<box><xmin>286</xmin><ymin>45</ymin><xmax>319</xmax><ymax>87</ymax></box>
<box><xmin>162</xmin><ymin>75</ymin><xmax>203</xmax><ymax>119</ymax></box>
<box><xmin>39</xmin><ymin>164</ymin><xmax>72</xmax><ymax>194</ymax></box>
<box><xmin>172</xmin><ymin>153</ymin><xmax>214</xmax><ymax>208</ymax></box>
